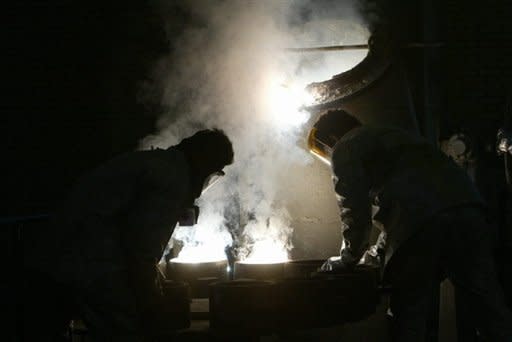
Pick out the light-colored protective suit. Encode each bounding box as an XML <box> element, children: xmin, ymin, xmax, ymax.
<box><xmin>329</xmin><ymin>125</ymin><xmax>512</xmax><ymax>341</ymax></box>
<box><xmin>331</xmin><ymin>125</ymin><xmax>483</xmax><ymax>266</ymax></box>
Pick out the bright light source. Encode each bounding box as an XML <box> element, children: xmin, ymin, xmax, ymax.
<box><xmin>261</xmin><ymin>73</ymin><xmax>313</xmax><ymax>130</ymax></box>
<box><xmin>241</xmin><ymin>238</ymin><xmax>289</xmax><ymax>264</ymax></box>
<box><xmin>170</xmin><ymin>253</ymin><xmax>227</xmax><ymax>264</ymax></box>
<box><xmin>170</xmin><ymin>213</ymin><xmax>232</xmax><ymax>264</ymax></box>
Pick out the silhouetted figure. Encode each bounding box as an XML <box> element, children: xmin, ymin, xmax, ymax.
<box><xmin>308</xmin><ymin>109</ymin><xmax>512</xmax><ymax>341</ymax></box>
<box><xmin>25</xmin><ymin>129</ymin><xmax>233</xmax><ymax>341</ymax></box>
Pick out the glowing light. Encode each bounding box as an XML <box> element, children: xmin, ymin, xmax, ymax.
<box><xmin>310</xmin><ymin>149</ymin><xmax>332</xmax><ymax>166</ymax></box>
<box><xmin>170</xmin><ymin>250</ymin><xmax>227</xmax><ymax>264</ymax></box>
<box><xmin>261</xmin><ymin>74</ymin><xmax>313</xmax><ymax>129</ymax></box>
<box><xmin>241</xmin><ymin>239</ymin><xmax>289</xmax><ymax>264</ymax></box>
<box><xmin>170</xmin><ymin>212</ymin><xmax>231</xmax><ymax>264</ymax></box>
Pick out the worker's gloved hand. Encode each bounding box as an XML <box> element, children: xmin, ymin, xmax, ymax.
<box><xmin>319</xmin><ymin>256</ymin><xmax>354</xmax><ymax>272</ymax></box>
<box><xmin>359</xmin><ymin>245</ymin><xmax>382</xmax><ymax>268</ymax></box>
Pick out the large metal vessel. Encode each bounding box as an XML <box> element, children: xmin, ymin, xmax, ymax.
<box><xmin>209</xmin><ymin>280</ymin><xmax>277</xmax><ymax>336</ymax></box>
<box><xmin>153</xmin><ymin>280</ymin><xmax>191</xmax><ymax>331</ymax></box>
<box><xmin>166</xmin><ymin>259</ymin><xmax>229</xmax><ymax>298</ymax></box>
<box><xmin>233</xmin><ymin>261</ymin><xmax>286</xmax><ymax>280</ymax></box>
<box><xmin>283</xmin><ymin>259</ymin><xmax>325</xmax><ymax>279</ymax></box>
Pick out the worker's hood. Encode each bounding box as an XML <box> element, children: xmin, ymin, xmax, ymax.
<box><xmin>307</xmin><ymin>126</ymin><xmax>334</xmax><ymax>166</ymax></box>
<box><xmin>178</xmin><ymin>170</ymin><xmax>224</xmax><ymax>226</ymax></box>
<box><xmin>201</xmin><ymin>170</ymin><xmax>225</xmax><ymax>195</ymax></box>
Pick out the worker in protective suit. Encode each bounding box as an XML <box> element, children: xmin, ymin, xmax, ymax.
<box><xmin>308</xmin><ymin>109</ymin><xmax>512</xmax><ymax>341</ymax></box>
<box><xmin>25</xmin><ymin>129</ymin><xmax>234</xmax><ymax>341</ymax></box>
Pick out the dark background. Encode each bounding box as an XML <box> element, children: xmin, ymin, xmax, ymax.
<box><xmin>3</xmin><ymin>1</ymin><xmax>512</xmax><ymax>339</ymax></box>
<box><xmin>4</xmin><ymin>0</ymin><xmax>512</xmax><ymax>283</ymax></box>
<box><xmin>4</xmin><ymin>0</ymin><xmax>512</xmax><ymax>216</ymax></box>
<box><xmin>4</xmin><ymin>1</ymin><xmax>170</xmax><ymax>216</ymax></box>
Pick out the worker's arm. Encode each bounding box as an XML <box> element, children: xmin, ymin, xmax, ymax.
<box><xmin>119</xmin><ymin>157</ymin><xmax>189</xmax><ymax>335</ymax></box>
<box><xmin>332</xmin><ymin>148</ymin><xmax>373</xmax><ymax>266</ymax></box>
<box><xmin>359</xmin><ymin>230</ymin><xmax>386</xmax><ymax>267</ymax></box>
<box><xmin>119</xmin><ymin>193</ymin><xmax>183</xmax><ymax>336</ymax></box>
<box><xmin>121</xmin><ymin>154</ymin><xmax>190</xmax><ymax>263</ymax></box>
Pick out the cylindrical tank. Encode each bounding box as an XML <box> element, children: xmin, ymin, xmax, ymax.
<box><xmin>283</xmin><ymin>259</ymin><xmax>325</xmax><ymax>279</ymax></box>
<box><xmin>276</xmin><ymin>266</ymin><xmax>379</xmax><ymax>329</ymax></box>
<box><xmin>275</xmin><ymin>278</ymin><xmax>341</xmax><ymax>329</ymax></box>
<box><xmin>209</xmin><ymin>280</ymin><xmax>278</xmax><ymax>336</ymax></box>
<box><xmin>167</xmin><ymin>259</ymin><xmax>229</xmax><ymax>298</ymax></box>
<box><xmin>233</xmin><ymin>261</ymin><xmax>286</xmax><ymax>280</ymax></box>
<box><xmin>149</xmin><ymin>280</ymin><xmax>191</xmax><ymax>331</ymax></box>
<box><xmin>310</xmin><ymin>266</ymin><xmax>379</xmax><ymax>322</ymax></box>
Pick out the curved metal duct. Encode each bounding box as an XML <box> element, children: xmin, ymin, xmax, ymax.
<box><xmin>306</xmin><ymin>32</ymin><xmax>393</xmax><ymax>107</ymax></box>
<box><xmin>305</xmin><ymin>30</ymin><xmax>420</xmax><ymax>135</ymax></box>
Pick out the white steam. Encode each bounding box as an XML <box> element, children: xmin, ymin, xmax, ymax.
<box><xmin>171</xmin><ymin>203</ymin><xmax>232</xmax><ymax>263</ymax></box>
<box><xmin>142</xmin><ymin>0</ymin><xmax>369</xmax><ymax>263</ymax></box>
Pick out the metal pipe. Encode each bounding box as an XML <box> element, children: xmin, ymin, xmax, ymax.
<box><xmin>284</xmin><ymin>44</ymin><xmax>369</xmax><ymax>52</ymax></box>
<box><xmin>284</xmin><ymin>43</ymin><xmax>443</xmax><ymax>53</ymax></box>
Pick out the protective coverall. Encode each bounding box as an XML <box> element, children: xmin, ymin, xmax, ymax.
<box><xmin>330</xmin><ymin>125</ymin><xmax>512</xmax><ymax>341</ymax></box>
<box><xmin>27</xmin><ymin>147</ymin><xmax>192</xmax><ymax>341</ymax></box>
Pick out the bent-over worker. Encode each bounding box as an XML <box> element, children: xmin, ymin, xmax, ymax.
<box><xmin>308</xmin><ymin>109</ymin><xmax>512</xmax><ymax>341</ymax></box>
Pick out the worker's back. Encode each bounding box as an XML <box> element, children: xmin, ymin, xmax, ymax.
<box><xmin>33</xmin><ymin>147</ymin><xmax>190</xmax><ymax>288</ymax></box>
<box><xmin>332</xmin><ymin>125</ymin><xmax>484</xmax><ymax>263</ymax></box>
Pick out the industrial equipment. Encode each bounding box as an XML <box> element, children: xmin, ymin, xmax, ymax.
<box><xmin>166</xmin><ymin>259</ymin><xmax>229</xmax><ymax>298</ymax></box>
<box><xmin>233</xmin><ymin>261</ymin><xmax>286</xmax><ymax>280</ymax></box>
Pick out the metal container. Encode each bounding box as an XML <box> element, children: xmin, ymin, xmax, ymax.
<box><xmin>310</xmin><ymin>266</ymin><xmax>379</xmax><ymax>322</ymax></box>
<box><xmin>150</xmin><ymin>280</ymin><xmax>191</xmax><ymax>331</ymax></box>
<box><xmin>209</xmin><ymin>280</ymin><xmax>277</xmax><ymax>336</ymax></box>
<box><xmin>283</xmin><ymin>259</ymin><xmax>325</xmax><ymax>279</ymax></box>
<box><xmin>233</xmin><ymin>261</ymin><xmax>286</xmax><ymax>280</ymax></box>
<box><xmin>276</xmin><ymin>266</ymin><xmax>379</xmax><ymax>329</ymax></box>
<box><xmin>275</xmin><ymin>278</ymin><xmax>341</xmax><ymax>329</ymax></box>
<box><xmin>166</xmin><ymin>259</ymin><xmax>229</xmax><ymax>298</ymax></box>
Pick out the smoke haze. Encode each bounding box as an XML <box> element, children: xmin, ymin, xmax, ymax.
<box><xmin>141</xmin><ymin>0</ymin><xmax>369</xmax><ymax>262</ymax></box>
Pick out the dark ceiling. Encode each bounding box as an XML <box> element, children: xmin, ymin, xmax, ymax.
<box><xmin>4</xmin><ymin>0</ymin><xmax>512</xmax><ymax>216</ymax></box>
<box><xmin>4</xmin><ymin>1</ymin><xmax>169</xmax><ymax>215</ymax></box>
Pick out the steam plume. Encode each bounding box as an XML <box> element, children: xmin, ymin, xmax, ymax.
<box><xmin>142</xmin><ymin>0</ymin><xmax>369</xmax><ymax>262</ymax></box>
